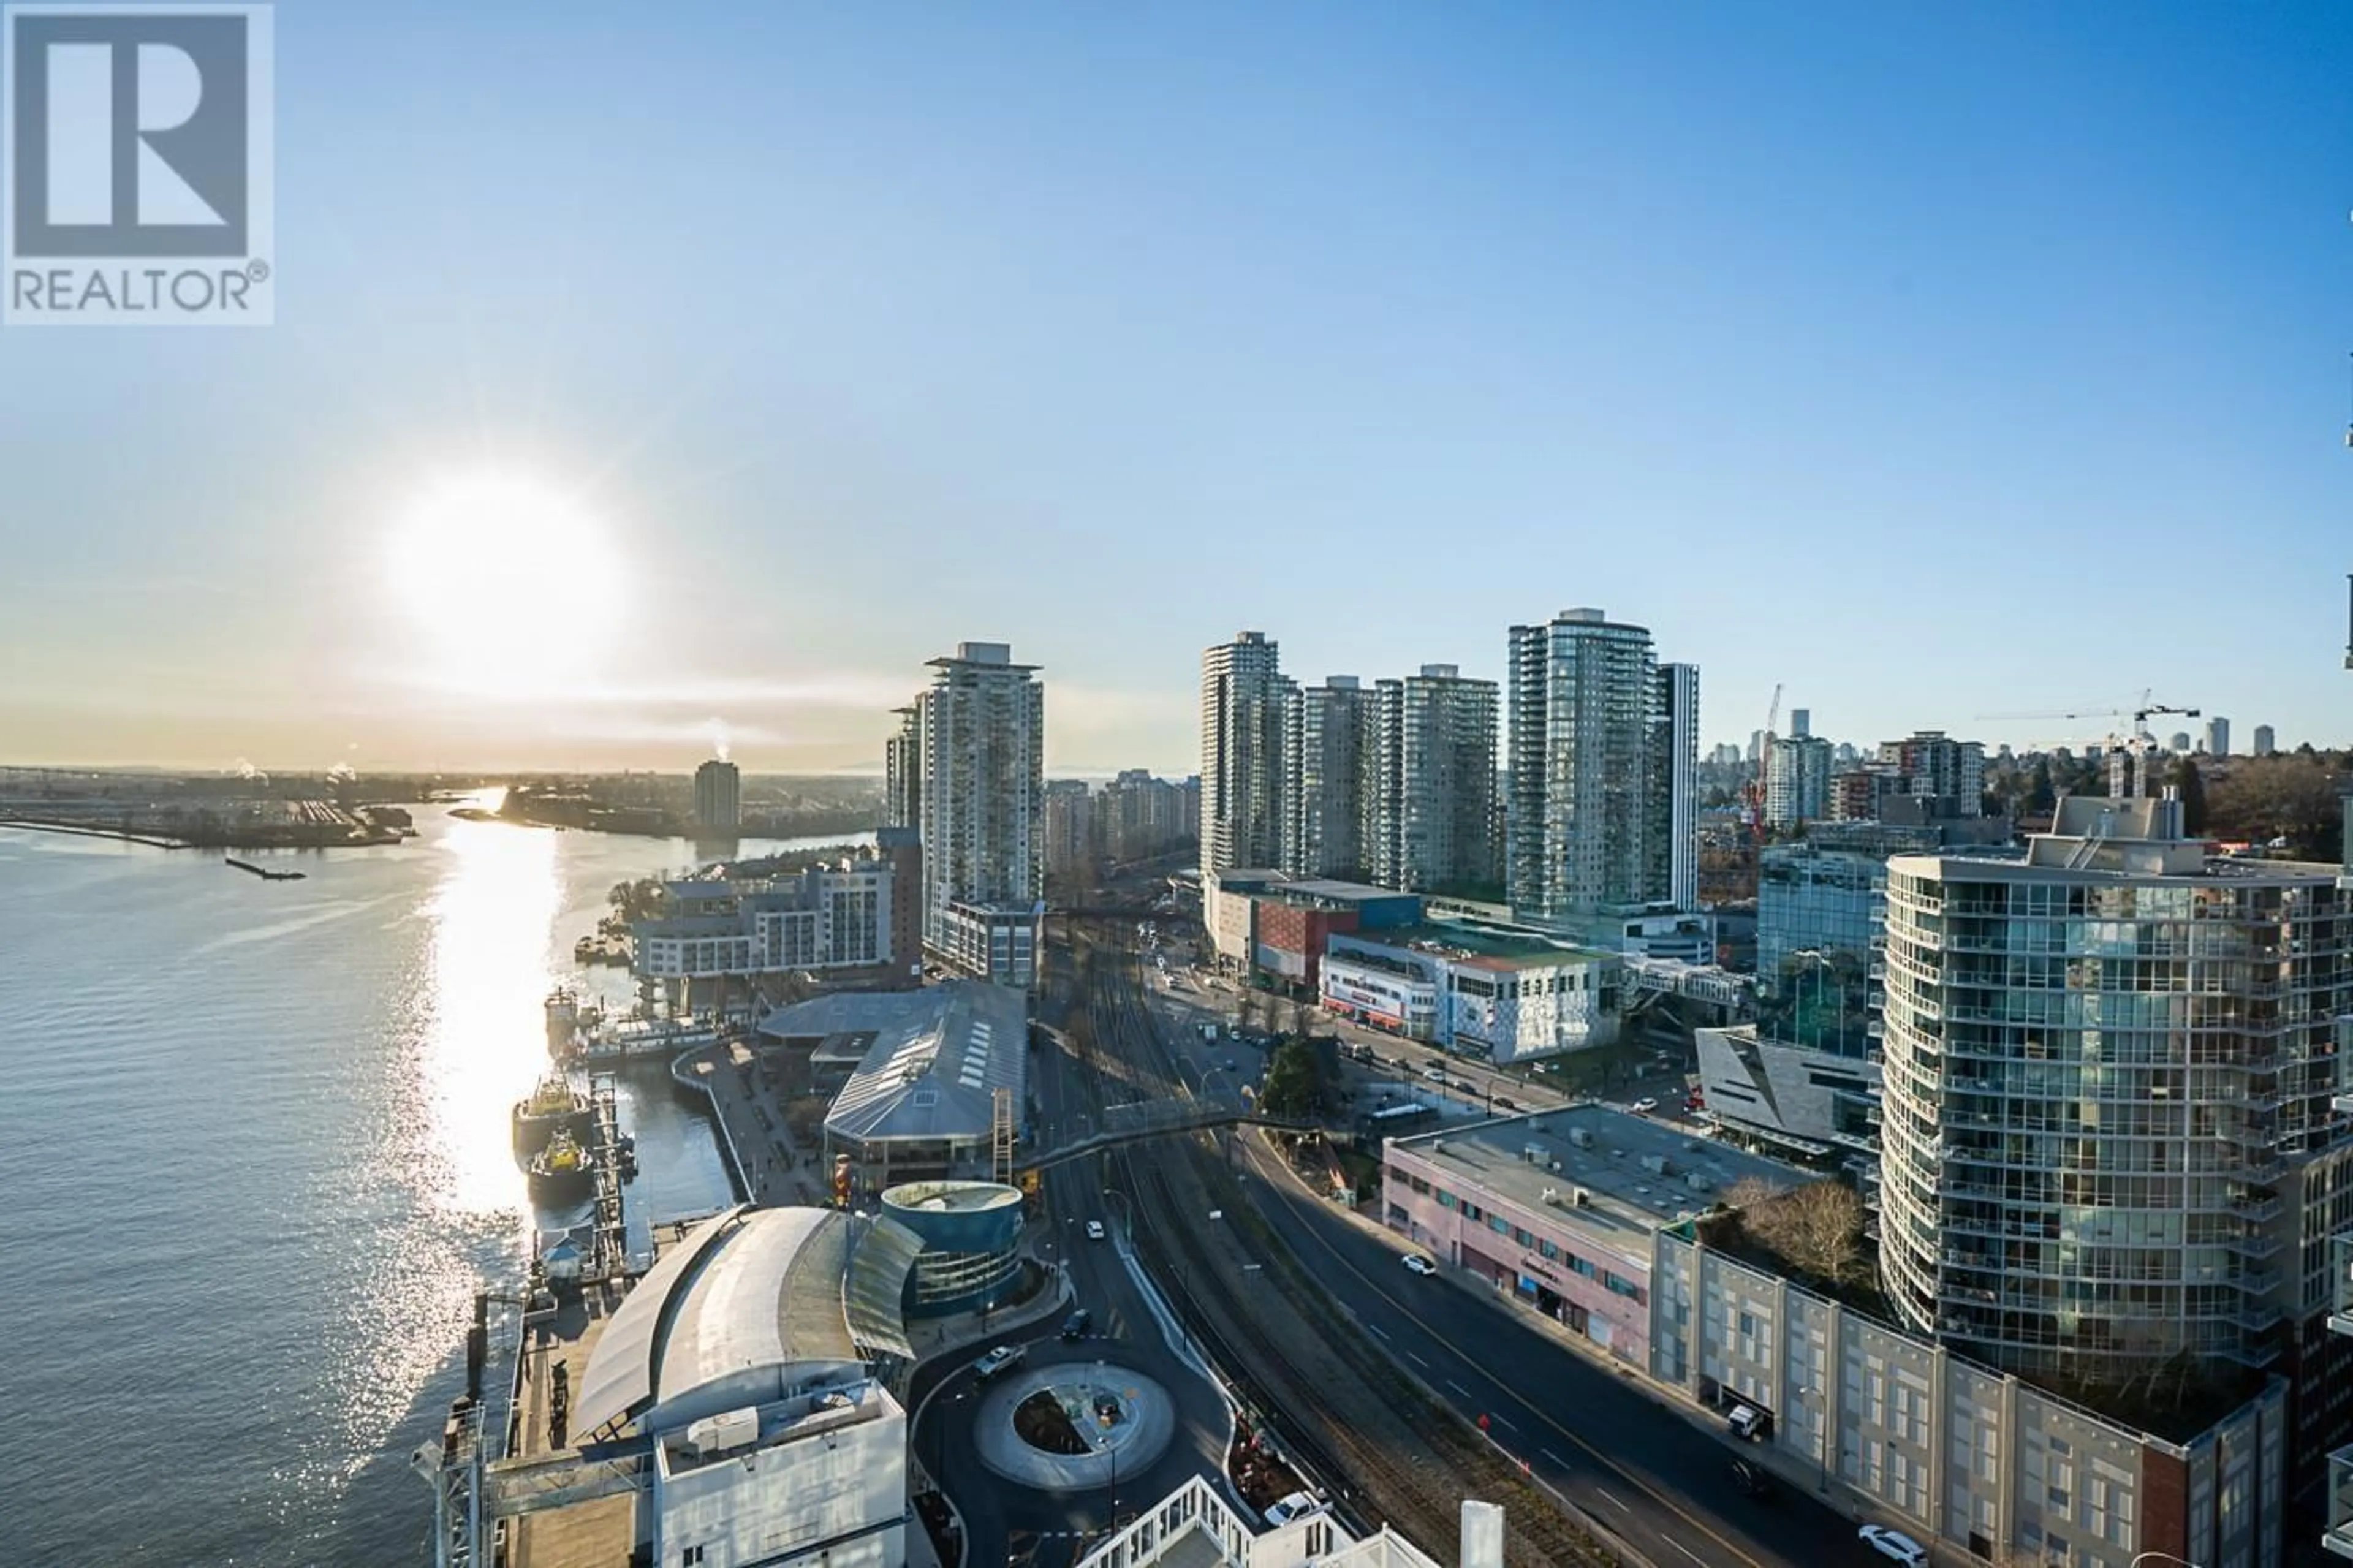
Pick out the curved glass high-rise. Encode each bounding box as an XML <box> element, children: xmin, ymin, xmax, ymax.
<box><xmin>1878</xmin><ymin>794</ymin><xmax>2353</xmax><ymax>1384</ymax></box>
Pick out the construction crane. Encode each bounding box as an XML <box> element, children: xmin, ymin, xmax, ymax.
<box><xmin>1976</xmin><ymin>691</ymin><xmax>2199</xmax><ymax>799</ymax></box>
<box><xmin>1742</xmin><ymin>683</ymin><xmax>1783</xmax><ymax>845</ymax></box>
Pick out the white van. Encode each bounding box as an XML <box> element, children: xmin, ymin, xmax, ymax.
<box><xmin>1727</xmin><ymin>1404</ymin><xmax>1766</xmax><ymax>1441</ymax></box>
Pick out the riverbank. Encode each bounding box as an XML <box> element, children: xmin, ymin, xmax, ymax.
<box><xmin>0</xmin><ymin>814</ymin><xmax>410</xmax><ymax>850</ymax></box>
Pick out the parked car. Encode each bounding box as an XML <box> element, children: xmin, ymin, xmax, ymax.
<box><xmin>1086</xmin><ymin>1219</ymin><xmax>1107</xmax><ymax>1240</ymax></box>
<box><xmin>972</xmin><ymin>1344</ymin><xmax>1025</xmax><ymax>1381</ymax></box>
<box><xmin>1727</xmin><ymin>1403</ymin><xmax>1768</xmax><ymax>1441</ymax></box>
<box><xmin>1263</xmin><ymin>1491</ymin><xmax>1323</xmax><ymax>1526</ymax></box>
<box><xmin>1402</xmin><ymin>1253</ymin><xmax>1439</xmax><ymax>1277</ymax></box>
<box><xmin>1494</xmin><ymin>1096</ymin><xmax>1518</xmax><ymax>1112</ymax></box>
<box><xmin>1858</xmin><ymin>1526</ymin><xmax>1928</xmax><ymax>1567</ymax></box>
<box><xmin>1061</xmin><ymin>1309</ymin><xmax>1092</xmax><ymax>1341</ymax></box>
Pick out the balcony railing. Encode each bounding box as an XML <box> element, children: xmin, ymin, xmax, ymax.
<box><xmin>2325</xmin><ymin>1445</ymin><xmax>2353</xmax><ymax>1560</ymax></box>
<box><xmin>2332</xmin><ymin>1235</ymin><xmax>2353</xmax><ymax>1338</ymax></box>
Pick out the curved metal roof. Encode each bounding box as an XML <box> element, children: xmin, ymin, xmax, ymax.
<box><xmin>572</xmin><ymin>1205</ymin><xmax>915</xmax><ymax>1438</ymax></box>
<box><xmin>572</xmin><ymin>1204</ymin><xmax>746</xmax><ymax>1437</ymax></box>
<box><xmin>762</xmin><ymin>981</ymin><xmax>1026</xmax><ymax>1146</ymax></box>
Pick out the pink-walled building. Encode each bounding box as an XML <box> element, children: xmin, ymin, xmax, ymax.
<box><xmin>1381</xmin><ymin>1104</ymin><xmax>1809</xmax><ymax>1368</ymax></box>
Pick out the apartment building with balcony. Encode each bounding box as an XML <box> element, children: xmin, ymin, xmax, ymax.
<box><xmin>1878</xmin><ymin>794</ymin><xmax>2353</xmax><ymax>1409</ymax></box>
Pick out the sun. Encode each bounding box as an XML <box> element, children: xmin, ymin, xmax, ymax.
<box><xmin>386</xmin><ymin>471</ymin><xmax>629</xmax><ymax>699</ymax></box>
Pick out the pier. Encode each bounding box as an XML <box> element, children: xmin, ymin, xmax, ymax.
<box><xmin>584</xmin><ymin>1075</ymin><xmax>629</xmax><ymax>1281</ymax></box>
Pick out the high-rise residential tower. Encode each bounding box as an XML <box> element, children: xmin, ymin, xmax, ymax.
<box><xmin>1763</xmin><ymin>730</ymin><xmax>1833</xmax><ymax>829</ymax></box>
<box><xmin>1506</xmin><ymin>609</ymin><xmax>1695</xmax><ymax>931</ymax></box>
<box><xmin>1366</xmin><ymin>664</ymin><xmax>1499</xmax><ymax>895</ymax></box>
<box><xmin>910</xmin><ymin>642</ymin><xmax>1044</xmax><ymax>987</ymax></box>
<box><xmin>1283</xmin><ymin>675</ymin><xmax>1375</xmax><ymax>880</ymax></box>
<box><xmin>694</xmin><ymin>758</ymin><xmax>741</xmax><ymax>833</ymax></box>
<box><xmin>884</xmin><ymin>705</ymin><xmax>922</xmax><ymax>830</ymax></box>
<box><xmin>2252</xmin><ymin>724</ymin><xmax>2276</xmax><ymax>757</ymax></box>
<box><xmin>1649</xmin><ymin>662</ymin><xmax>1700</xmax><ymax>912</ymax></box>
<box><xmin>1200</xmin><ymin>632</ymin><xmax>1290</xmax><ymax>877</ymax></box>
<box><xmin>1878</xmin><ymin>793</ymin><xmax>2353</xmax><ymax>1385</ymax></box>
<box><xmin>2205</xmin><ymin>714</ymin><xmax>2231</xmax><ymax>759</ymax></box>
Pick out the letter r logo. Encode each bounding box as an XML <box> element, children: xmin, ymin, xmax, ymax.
<box><xmin>7</xmin><ymin>8</ymin><xmax>251</xmax><ymax>257</ymax></box>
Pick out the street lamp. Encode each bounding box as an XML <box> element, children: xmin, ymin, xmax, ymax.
<box><xmin>1101</xmin><ymin>1186</ymin><xmax>1137</xmax><ymax>1241</ymax></box>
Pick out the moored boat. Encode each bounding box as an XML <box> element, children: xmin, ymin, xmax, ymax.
<box><xmin>528</xmin><ymin>1128</ymin><xmax>596</xmax><ymax>1204</ymax></box>
<box><xmin>510</xmin><ymin>1070</ymin><xmax>594</xmax><ymax>1163</ymax></box>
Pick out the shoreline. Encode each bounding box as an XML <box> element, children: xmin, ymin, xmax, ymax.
<box><xmin>0</xmin><ymin>817</ymin><xmax>409</xmax><ymax>851</ymax></box>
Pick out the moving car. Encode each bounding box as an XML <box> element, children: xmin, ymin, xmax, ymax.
<box><xmin>1061</xmin><ymin>1309</ymin><xmax>1092</xmax><ymax>1341</ymax></box>
<box><xmin>1630</xmin><ymin>1097</ymin><xmax>1659</xmax><ymax>1115</ymax></box>
<box><xmin>1402</xmin><ymin>1253</ymin><xmax>1439</xmax><ymax>1276</ymax></box>
<box><xmin>1857</xmin><ymin>1526</ymin><xmax>1928</xmax><ymax>1566</ymax></box>
<box><xmin>972</xmin><ymin>1344</ymin><xmax>1025</xmax><ymax>1381</ymax></box>
<box><xmin>1421</xmin><ymin>1066</ymin><xmax>1449</xmax><ymax>1083</ymax></box>
<box><xmin>1086</xmin><ymin>1219</ymin><xmax>1107</xmax><ymax>1240</ymax></box>
<box><xmin>1730</xmin><ymin>1458</ymin><xmax>1772</xmax><ymax>1499</ymax></box>
<box><xmin>1727</xmin><ymin>1403</ymin><xmax>1768</xmax><ymax>1441</ymax></box>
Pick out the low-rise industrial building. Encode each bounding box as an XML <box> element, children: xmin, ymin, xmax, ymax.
<box><xmin>1382</xmin><ymin>1105</ymin><xmax>1809</xmax><ymax>1365</ymax></box>
<box><xmin>1323</xmin><ymin>925</ymin><xmax>1620</xmax><ymax>1062</ymax></box>
<box><xmin>1204</xmin><ymin>868</ymin><xmax>1422</xmax><ymax>979</ymax></box>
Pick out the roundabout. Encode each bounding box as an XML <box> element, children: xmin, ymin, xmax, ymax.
<box><xmin>972</xmin><ymin>1361</ymin><xmax>1178</xmax><ymax>1491</ymax></box>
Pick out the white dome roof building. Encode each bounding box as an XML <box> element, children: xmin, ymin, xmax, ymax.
<box><xmin>570</xmin><ymin>1204</ymin><xmax>923</xmax><ymax>1568</ymax></box>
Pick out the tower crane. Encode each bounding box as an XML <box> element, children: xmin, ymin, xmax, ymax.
<box><xmin>1976</xmin><ymin>691</ymin><xmax>2199</xmax><ymax>800</ymax></box>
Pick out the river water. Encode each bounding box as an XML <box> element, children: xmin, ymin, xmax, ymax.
<box><xmin>0</xmin><ymin>801</ymin><xmax>868</xmax><ymax>1565</ymax></box>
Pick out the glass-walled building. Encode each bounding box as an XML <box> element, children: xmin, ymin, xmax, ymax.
<box><xmin>1879</xmin><ymin>794</ymin><xmax>2353</xmax><ymax>1385</ymax></box>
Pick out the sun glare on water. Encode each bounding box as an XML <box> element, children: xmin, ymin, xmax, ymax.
<box><xmin>387</xmin><ymin>472</ymin><xmax>628</xmax><ymax>699</ymax></box>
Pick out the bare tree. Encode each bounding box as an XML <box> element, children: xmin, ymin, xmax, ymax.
<box><xmin>1720</xmin><ymin>1177</ymin><xmax>1868</xmax><ymax>1288</ymax></box>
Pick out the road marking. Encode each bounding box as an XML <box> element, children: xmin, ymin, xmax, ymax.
<box><xmin>1664</xmin><ymin>1536</ymin><xmax>1707</xmax><ymax>1566</ymax></box>
<box><xmin>1487</xmin><ymin>1410</ymin><xmax>1517</xmax><ymax>1431</ymax></box>
<box><xmin>1446</xmin><ymin>1379</ymin><xmax>1472</xmax><ymax>1398</ymax></box>
<box><xmin>1366</xmin><ymin>1322</ymin><xmax>1389</xmax><ymax>1341</ymax></box>
<box><xmin>1407</xmin><ymin>1351</ymin><xmax>1430</xmax><ymax>1369</ymax></box>
<box><xmin>1542</xmin><ymin>1447</ymin><xmax>1568</xmax><ymax>1469</ymax></box>
<box><xmin>1596</xmin><ymin>1487</ymin><xmax>1629</xmax><ymax>1512</ymax></box>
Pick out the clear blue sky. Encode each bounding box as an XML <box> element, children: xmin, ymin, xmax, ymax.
<box><xmin>6</xmin><ymin>1</ymin><xmax>2352</xmax><ymax>775</ymax></box>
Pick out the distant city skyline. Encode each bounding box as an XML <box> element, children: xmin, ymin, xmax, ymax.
<box><xmin>7</xmin><ymin>3</ymin><xmax>2353</xmax><ymax>774</ymax></box>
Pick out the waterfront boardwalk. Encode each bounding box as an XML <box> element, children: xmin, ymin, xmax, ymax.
<box><xmin>504</xmin><ymin>1280</ymin><xmax>634</xmax><ymax>1567</ymax></box>
<box><xmin>675</xmin><ymin>1038</ymin><xmax>827</xmax><ymax>1207</ymax></box>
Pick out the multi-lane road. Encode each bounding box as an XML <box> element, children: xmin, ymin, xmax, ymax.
<box><xmin>1118</xmin><ymin>927</ymin><xmax>1859</xmax><ymax>1568</ymax></box>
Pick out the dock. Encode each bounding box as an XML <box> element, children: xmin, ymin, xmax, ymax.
<box><xmin>224</xmin><ymin>857</ymin><xmax>306</xmax><ymax>881</ymax></box>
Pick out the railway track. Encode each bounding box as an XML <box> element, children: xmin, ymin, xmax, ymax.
<box><xmin>1058</xmin><ymin>920</ymin><xmax>1618</xmax><ymax>1568</ymax></box>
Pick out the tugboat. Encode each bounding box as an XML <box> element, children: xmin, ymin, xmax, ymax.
<box><xmin>510</xmin><ymin>1070</ymin><xmax>594</xmax><ymax>1164</ymax></box>
<box><xmin>528</xmin><ymin>1128</ymin><xmax>596</xmax><ymax>1205</ymax></box>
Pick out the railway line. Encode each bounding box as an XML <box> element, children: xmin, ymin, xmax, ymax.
<box><xmin>1056</xmin><ymin>917</ymin><xmax>1620</xmax><ymax>1568</ymax></box>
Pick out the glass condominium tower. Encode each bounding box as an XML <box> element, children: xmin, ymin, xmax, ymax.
<box><xmin>1878</xmin><ymin>793</ymin><xmax>2353</xmax><ymax>1384</ymax></box>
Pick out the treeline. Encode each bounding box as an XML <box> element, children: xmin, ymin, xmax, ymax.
<box><xmin>1986</xmin><ymin>751</ymin><xmax>2351</xmax><ymax>860</ymax></box>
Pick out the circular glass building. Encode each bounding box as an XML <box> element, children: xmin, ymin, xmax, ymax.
<box><xmin>881</xmin><ymin>1180</ymin><xmax>1025</xmax><ymax>1318</ymax></box>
